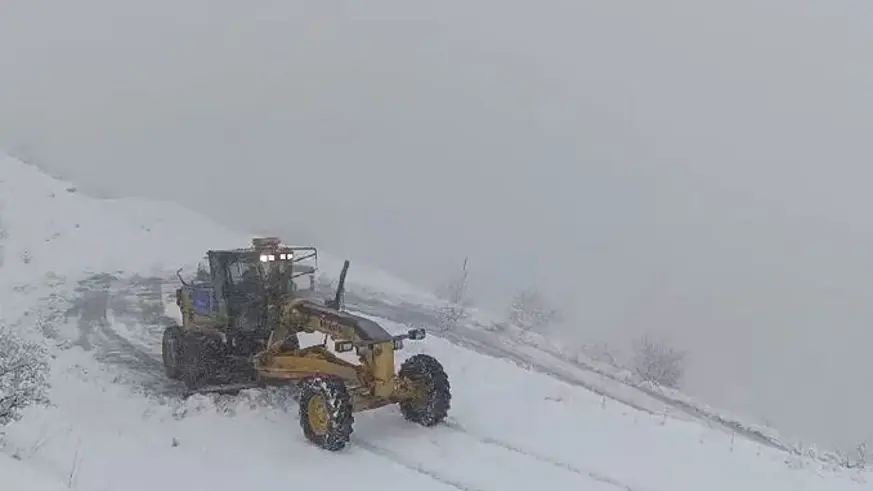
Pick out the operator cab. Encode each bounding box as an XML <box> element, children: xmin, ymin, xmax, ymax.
<box><xmin>206</xmin><ymin>238</ymin><xmax>319</xmax><ymax>336</ymax></box>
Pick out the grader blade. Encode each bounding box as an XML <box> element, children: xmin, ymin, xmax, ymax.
<box><xmin>181</xmin><ymin>382</ymin><xmax>265</xmax><ymax>398</ymax></box>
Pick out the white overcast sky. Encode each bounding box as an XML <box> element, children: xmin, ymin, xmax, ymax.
<box><xmin>2</xmin><ymin>0</ymin><xmax>873</xmax><ymax>450</ymax></box>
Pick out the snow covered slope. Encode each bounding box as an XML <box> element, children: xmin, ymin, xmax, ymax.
<box><xmin>0</xmin><ymin>153</ymin><xmax>870</xmax><ymax>490</ymax></box>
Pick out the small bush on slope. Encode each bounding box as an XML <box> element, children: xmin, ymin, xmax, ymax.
<box><xmin>0</xmin><ymin>324</ymin><xmax>50</xmax><ymax>426</ymax></box>
<box><xmin>434</xmin><ymin>257</ymin><xmax>473</xmax><ymax>331</ymax></box>
<box><xmin>631</xmin><ymin>332</ymin><xmax>687</xmax><ymax>389</ymax></box>
<box><xmin>506</xmin><ymin>287</ymin><xmax>562</xmax><ymax>334</ymax></box>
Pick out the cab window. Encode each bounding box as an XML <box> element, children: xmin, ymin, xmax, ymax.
<box><xmin>227</xmin><ymin>259</ymin><xmax>260</xmax><ymax>286</ymax></box>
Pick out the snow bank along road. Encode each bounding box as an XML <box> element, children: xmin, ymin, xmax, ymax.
<box><xmin>0</xmin><ymin>154</ymin><xmax>869</xmax><ymax>490</ymax></box>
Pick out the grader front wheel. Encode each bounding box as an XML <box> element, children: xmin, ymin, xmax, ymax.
<box><xmin>398</xmin><ymin>354</ymin><xmax>451</xmax><ymax>426</ymax></box>
<box><xmin>299</xmin><ymin>376</ymin><xmax>354</xmax><ymax>451</ymax></box>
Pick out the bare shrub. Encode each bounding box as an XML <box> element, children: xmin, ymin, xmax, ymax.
<box><xmin>436</xmin><ymin>302</ymin><xmax>470</xmax><ymax>331</ymax></box>
<box><xmin>836</xmin><ymin>440</ymin><xmax>871</xmax><ymax>469</ymax></box>
<box><xmin>582</xmin><ymin>342</ymin><xmax>623</xmax><ymax>369</ymax></box>
<box><xmin>0</xmin><ymin>326</ymin><xmax>50</xmax><ymax>426</ymax></box>
<box><xmin>631</xmin><ymin>333</ymin><xmax>687</xmax><ymax>389</ymax></box>
<box><xmin>434</xmin><ymin>257</ymin><xmax>472</xmax><ymax>331</ymax></box>
<box><xmin>506</xmin><ymin>287</ymin><xmax>561</xmax><ymax>333</ymax></box>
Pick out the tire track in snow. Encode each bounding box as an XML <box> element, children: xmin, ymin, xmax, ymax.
<box><xmin>351</xmin><ymin>438</ymin><xmax>482</xmax><ymax>491</ymax></box>
<box><xmin>39</xmin><ymin>273</ymin><xmax>185</xmax><ymax>399</ymax></box>
<box><xmin>90</xmin><ymin>338</ymin><xmax>623</xmax><ymax>491</ymax></box>
<box><xmin>63</xmin><ymin>274</ymin><xmax>630</xmax><ymax>491</ymax></box>
<box><xmin>69</xmin><ymin>324</ymin><xmax>573</xmax><ymax>491</ymax></box>
<box><xmin>65</xmin><ymin>309</ymin><xmax>470</xmax><ymax>491</ymax></box>
<box><xmin>351</xmin><ymin>413</ymin><xmax>618</xmax><ymax>491</ymax></box>
<box><xmin>85</xmin><ymin>321</ymin><xmax>620</xmax><ymax>490</ymax></box>
<box><xmin>190</xmin><ymin>377</ymin><xmax>598</xmax><ymax>491</ymax></box>
<box><xmin>442</xmin><ymin>418</ymin><xmax>641</xmax><ymax>491</ymax></box>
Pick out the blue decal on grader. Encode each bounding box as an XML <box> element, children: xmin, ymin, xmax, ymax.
<box><xmin>187</xmin><ymin>286</ymin><xmax>216</xmax><ymax>316</ymax></box>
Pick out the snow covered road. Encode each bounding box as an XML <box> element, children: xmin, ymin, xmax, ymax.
<box><xmin>6</xmin><ymin>298</ymin><xmax>867</xmax><ymax>491</ymax></box>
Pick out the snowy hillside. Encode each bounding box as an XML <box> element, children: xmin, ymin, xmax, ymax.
<box><xmin>0</xmin><ymin>153</ymin><xmax>870</xmax><ymax>490</ymax></box>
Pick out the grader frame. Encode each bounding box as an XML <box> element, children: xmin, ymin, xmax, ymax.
<box><xmin>162</xmin><ymin>237</ymin><xmax>450</xmax><ymax>450</ymax></box>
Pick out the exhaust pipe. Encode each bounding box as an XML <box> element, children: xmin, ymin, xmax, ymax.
<box><xmin>327</xmin><ymin>260</ymin><xmax>350</xmax><ymax>310</ymax></box>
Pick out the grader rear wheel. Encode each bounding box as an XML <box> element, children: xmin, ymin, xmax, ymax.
<box><xmin>298</xmin><ymin>375</ymin><xmax>354</xmax><ymax>451</ymax></box>
<box><xmin>398</xmin><ymin>354</ymin><xmax>451</xmax><ymax>426</ymax></box>
<box><xmin>161</xmin><ymin>325</ymin><xmax>183</xmax><ymax>379</ymax></box>
<box><xmin>180</xmin><ymin>334</ymin><xmax>225</xmax><ymax>390</ymax></box>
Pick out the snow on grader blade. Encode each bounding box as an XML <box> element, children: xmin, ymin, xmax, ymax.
<box><xmin>161</xmin><ymin>237</ymin><xmax>451</xmax><ymax>451</ymax></box>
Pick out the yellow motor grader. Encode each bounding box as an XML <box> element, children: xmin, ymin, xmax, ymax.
<box><xmin>162</xmin><ymin>237</ymin><xmax>450</xmax><ymax>451</ymax></box>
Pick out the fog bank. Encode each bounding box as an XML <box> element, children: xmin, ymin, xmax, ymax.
<box><xmin>2</xmin><ymin>0</ymin><xmax>873</xmax><ymax>450</ymax></box>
